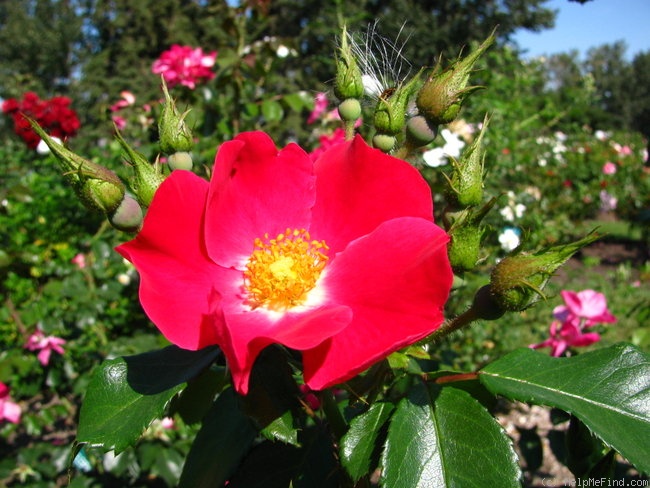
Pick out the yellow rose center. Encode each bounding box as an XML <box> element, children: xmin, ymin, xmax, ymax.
<box><xmin>244</xmin><ymin>228</ymin><xmax>329</xmax><ymax>311</ymax></box>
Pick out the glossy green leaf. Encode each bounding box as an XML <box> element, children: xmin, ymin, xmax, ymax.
<box><xmin>77</xmin><ymin>346</ymin><xmax>220</xmax><ymax>452</ymax></box>
<box><xmin>283</xmin><ymin>92</ymin><xmax>313</xmax><ymax>112</ymax></box>
<box><xmin>240</xmin><ymin>346</ymin><xmax>300</xmax><ymax>446</ymax></box>
<box><xmin>172</xmin><ymin>366</ymin><xmax>228</xmax><ymax>425</ymax></box>
<box><xmin>479</xmin><ymin>344</ymin><xmax>650</xmax><ymax>474</ymax></box>
<box><xmin>261</xmin><ymin>99</ymin><xmax>284</xmax><ymax>123</ymax></box>
<box><xmin>227</xmin><ymin>426</ymin><xmax>340</xmax><ymax>488</ymax></box>
<box><xmin>340</xmin><ymin>402</ymin><xmax>394</xmax><ymax>481</ymax></box>
<box><xmin>381</xmin><ymin>382</ymin><xmax>521</xmax><ymax>487</ymax></box>
<box><xmin>261</xmin><ymin>409</ymin><xmax>298</xmax><ymax>445</ymax></box>
<box><xmin>178</xmin><ymin>388</ymin><xmax>258</xmax><ymax>488</ymax></box>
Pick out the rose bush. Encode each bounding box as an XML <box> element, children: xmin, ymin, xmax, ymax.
<box><xmin>1</xmin><ymin>92</ymin><xmax>80</xmax><ymax>149</ymax></box>
<box><xmin>117</xmin><ymin>131</ymin><xmax>453</xmax><ymax>394</ymax></box>
<box><xmin>151</xmin><ymin>45</ymin><xmax>217</xmax><ymax>89</ymax></box>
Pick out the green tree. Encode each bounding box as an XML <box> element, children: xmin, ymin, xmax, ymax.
<box><xmin>261</xmin><ymin>0</ymin><xmax>555</xmax><ymax>93</ymax></box>
<box><xmin>583</xmin><ymin>41</ymin><xmax>634</xmax><ymax>129</ymax></box>
<box><xmin>0</xmin><ymin>0</ymin><xmax>83</xmax><ymax>99</ymax></box>
<box><xmin>75</xmin><ymin>0</ymin><xmax>234</xmax><ymax>140</ymax></box>
<box><xmin>629</xmin><ymin>50</ymin><xmax>650</xmax><ymax>159</ymax></box>
<box><xmin>542</xmin><ymin>50</ymin><xmax>603</xmax><ymax>128</ymax></box>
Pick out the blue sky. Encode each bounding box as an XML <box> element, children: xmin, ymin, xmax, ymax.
<box><xmin>512</xmin><ymin>0</ymin><xmax>650</xmax><ymax>60</ymax></box>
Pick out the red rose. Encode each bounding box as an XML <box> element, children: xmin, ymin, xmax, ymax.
<box><xmin>117</xmin><ymin>132</ymin><xmax>452</xmax><ymax>394</ymax></box>
<box><xmin>2</xmin><ymin>93</ymin><xmax>80</xmax><ymax>148</ymax></box>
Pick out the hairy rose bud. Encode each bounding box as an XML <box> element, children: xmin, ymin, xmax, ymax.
<box><xmin>416</xmin><ymin>31</ymin><xmax>495</xmax><ymax>126</ymax></box>
<box><xmin>446</xmin><ymin>115</ymin><xmax>489</xmax><ymax>208</ymax></box>
<box><xmin>109</xmin><ymin>195</ymin><xmax>144</xmax><ymax>233</ymax></box>
<box><xmin>158</xmin><ymin>78</ymin><xmax>194</xmax><ymax>154</ymax></box>
<box><xmin>168</xmin><ymin>151</ymin><xmax>193</xmax><ymax>171</ymax></box>
<box><xmin>488</xmin><ymin>232</ymin><xmax>601</xmax><ymax>312</ymax></box>
<box><xmin>445</xmin><ymin>198</ymin><xmax>496</xmax><ymax>273</ymax></box>
<box><xmin>114</xmin><ymin>129</ymin><xmax>166</xmax><ymax>208</ymax></box>
<box><xmin>28</xmin><ymin>117</ymin><xmax>125</xmax><ymax>214</ymax></box>
<box><xmin>334</xmin><ymin>26</ymin><xmax>365</xmax><ymax>100</ymax></box>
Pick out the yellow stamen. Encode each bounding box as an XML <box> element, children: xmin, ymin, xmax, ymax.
<box><xmin>244</xmin><ymin>228</ymin><xmax>329</xmax><ymax>311</ymax></box>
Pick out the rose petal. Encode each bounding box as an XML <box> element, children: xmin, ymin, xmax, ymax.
<box><xmin>1</xmin><ymin>400</ymin><xmax>21</xmax><ymax>424</ymax></box>
<box><xmin>205</xmin><ymin>132</ymin><xmax>315</xmax><ymax>268</ymax></box>
<box><xmin>311</xmin><ymin>135</ymin><xmax>434</xmax><ymax>253</ymax></box>
<box><xmin>303</xmin><ymin>217</ymin><xmax>452</xmax><ymax>390</ymax></box>
<box><xmin>217</xmin><ymin>304</ymin><xmax>353</xmax><ymax>394</ymax></box>
<box><xmin>117</xmin><ymin>170</ymin><xmax>225</xmax><ymax>350</ymax></box>
<box><xmin>560</xmin><ymin>289</ymin><xmax>616</xmax><ymax>324</ymax></box>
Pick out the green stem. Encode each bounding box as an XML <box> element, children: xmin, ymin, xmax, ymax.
<box><xmin>392</xmin><ymin>140</ymin><xmax>419</xmax><ymax>161</ymax></box>
<box><xmin>344</xmin><ymin>120</ymin><xmax>356</xmax><ymax>141</ymax></box>
<box><xmin>427</xmin><ymin>305</ymin><xmax>480</xmax><ymax>344</ymax></box>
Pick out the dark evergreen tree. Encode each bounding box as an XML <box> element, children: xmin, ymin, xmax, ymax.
<box><xmin>629</xmin><ymin>51</ymin><xmax>650</xmax><ymax>159</ymax></box>
<box><xmin>0</xmin><ymin>0</ymin><xmax>83</xmax><ymax>98</ymax></box>
<box><xmin>583</xmin><ymin>41</ymin><xmax>634</xmax><ymax>130</ymax></box>
<box><xmin>261</xmin><ymin>0</ymin><xmax>555</xmax><ymax>93</ymax></box>
<box><xmin>74</xmin><ymin>0</ymin><xmax>234</xmax><ymax>138</ymax></box>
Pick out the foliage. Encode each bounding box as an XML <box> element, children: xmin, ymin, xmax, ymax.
<box><xmin>0</xmin><ymin>0</ymin><xmax>83</xmax><ymax>97</ymax></box>
<box><xmin>0</xmin><ymin>2</ymin><xmax>649</xmax><ymax>487</ymax></box>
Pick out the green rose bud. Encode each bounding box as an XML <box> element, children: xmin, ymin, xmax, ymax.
<box><xmin>168</xmin><ymin>151</ymin><xmax>194</xmax><ymax>171</ymax></box>
<box><xmin>405</xmin><ymin>115</ymin><xmax>438</xmax><ymax>148</ymax></box>
<box><xmin>158</xmin><ymin>78</ymin><xmax>194</xmax><ymax>154</ymax></box>
<box><xmin>109</xmin><ymin>195</ymin><xmax>144</xmax><ymax>233</ymax></box>
<box><xmin>372</xmin><ymin>134</ymin><xmax>397</xmax><ymax>153</ymax></box>
<box><xmin>416</xmin><ymin>31</ymin><xmax>495</xmax><ymax>126</ymax></box>
<box><xmin>446</xmin><ymin>115</ymin><xmax>489</xmax><ymax>208</ymax></box>
<box><xmin>114</xmin><ymin>129</ymin><xmax>166</xmax><ymax>208</ymax></box>
<box><xmin>471</xmin><ymin>285</ymin><xmax>507</xmax><ymax>321</ymax></box>
<box><xmin>444</xmin><ymin>198</ymin><xmax>496</xmax><ymax>273</ymax></box>
<box><xmin>373</xmin><ymin>73</ymin><xmax>422</xmax><ymax>137</ymax></box>
<box><xmin>27</xmin><ymin>117</ymin><xmax>125</xmax><ymax>214</ymax></box>
<box><xmin>337</xmin><ymin>98</ymin><xmax>362</xmax><ymax>123</ymax></box>
<box><xmin>334</xmin><ymin>26</ymin><xmax>365</xmax><ymax>100</ymax></box>
<box><xmin>488</xmin><ymin>232</ymin><xmax>602</xmax><ymax>312</ymax></box>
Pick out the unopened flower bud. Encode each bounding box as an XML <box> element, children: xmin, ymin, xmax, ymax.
<box><xmin>168</xmin><ymin>151</ymin><xmax>193</xmax><ymax>171</ymax></box>
<box><xmin>405</xmin><ymin>115</ymin><xmax>438</xmax><ymax>148</ymax></box>
<box><xmin>416</xmin><ymin>31</ymin><xmax>495</xmax><ymax>126</ymax></box>
<box><xmin>337</xmin><ymin>98</ymin><xmax>362</xmax><ymax>122</ymax></box>
<box><xmin>158</xmin><ymin>78</ymin><xmax>194</xmax><ymax>154</ymax></box>
<box><xmin>488</xmin><ymin>232</ymin><xmax>601</xmax><ymax>312</ymax></box>
<box><xmin>471</xmin><ymin>285</ymin><xmax>506</xmax><ymax>321</ymax></box>
<box><xmin>109</xmin><ymin>195</ymin><xmax>143</xmax><ymax>233</ymax></box>
<box><xmin>334</xmin><ymin>26</ymin><xmax>365</xmax><ymax>100</ymax></box>
<box><xmin>446</xmin><ymin>115</ymin><xmax>489</xmax><ymax>208</ymax></box>
<box><xmin>27</xmin><ymin>117</ymin><xmax>125</xmax><ymax>214</ymax></box>
<box><xmin>372</xmin><ymin>134</ymin><xmax>397</xmax><ymax>153</ymax></box>
<box><xmin>114</xmin><ymin>129</ymin><xmax>165</xmax><ymax>207</ymax></box>
<box><xmin>373</xmin><ymin>73</ymin><xmax>422</xmax><ymax>137</ymax></box>
<box><xmin>445</xmin><ymin>198</ymin><xmax>496</xmax><ymax>272</ymax></box>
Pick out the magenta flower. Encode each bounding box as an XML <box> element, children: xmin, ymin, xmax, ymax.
<box><xmin>309</xmin><ymin>127</ymin><xmax>347</xmax><ymax>161</ymax></box>
<box><xmin>602</xmin><ymin>161</ymin><xmax>617</xmax><ymax>175</ymax></box>
<box><xmin>530</xmin><ymin>320</ymin><xmax>601</xmax><ymax>357</ymax></box>
<box><xmin>553</xmin><ymin>289</ymin><xmax>617</xmax><ymax>327</ymax></box>
<box><xmin>0</xmin><ymin>382</ymin><xmax>21</xmax><ymax>424</ymax></box>
<box><xmin>71</xmin><ymin>253</ymin><xmax>86</xmax><ymax>269</ymax></box>
<box><xmin>111</xmin><ymin>115</ymin><xmax>127</xmax><ymax>130</ymax></box>
<box><xmin>152</xmin><ymin>45</ymin><xmax>217</xmax><ymax>89</ymax></box>
<box><xmin>110</xmin><ymin>91</ymin><xmax>136</xmax><ymax>112</ymax></box>
<box><xmin>25</xmin><ymin>330</ymin><xmax>67</xmax><ymax>366</ymax></box>
<box><xmin>307</xmin><ymin>92</ymin><xmax>329</xmax><ymax>124</ymax></box>
<box><xmin>117</xmin><ymin>131</ymin><xmax>453</xmax><ymax>394</ymax></box>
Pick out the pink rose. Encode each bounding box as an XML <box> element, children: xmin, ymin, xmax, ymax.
<box><xmin>25</xmin><ymin>330</ymin><xmax>67</xmax><ymax>366</ymax></box>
